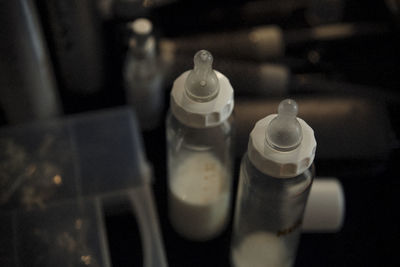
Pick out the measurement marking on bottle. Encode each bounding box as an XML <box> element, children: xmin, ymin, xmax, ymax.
<box><xmin>276</xmin><ymin>219</ymin><xmax>302</xmax><ymax>237</ymax></box>
<box><xmin>205</xmin><ymin>162</ymin><xmax>216</xmax><ymax>171</ymax></box>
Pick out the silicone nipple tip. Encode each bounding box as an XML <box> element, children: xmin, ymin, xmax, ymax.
<box><xmin>198</xmin><ymin>50</ymin><xmax>212</xmax><ymax>63</ymax></box>
<box><xmin>265</xmin><ymin>99</ymin><xmax>303</xmax><ymax>152</ymax></box>
<box><xmin>185</xmin><ymin>50</ymin><xmax>220</xmax><ymax>102</ymax></box>
<box><xmin>278</xmin><ymin>99</ymin><xmax>298</xmax><ymax>117</ymax></box>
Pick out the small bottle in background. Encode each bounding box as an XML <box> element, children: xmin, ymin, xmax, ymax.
<box><xmin>231</xmin><ymin>99</ymin><xmax>317</xmax><ymax>267</ymax></box>
<box><xmin>124</xmin><ymin>18</ymin><xmax>164</xmax><ymax>131</ymax></box>
<box><xmin>166</xmin><ymin>50</ymin><xmax>234</xmax><ymax>241</ymax></box>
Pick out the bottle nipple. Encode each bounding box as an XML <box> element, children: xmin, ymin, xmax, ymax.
<box><xmin>185</xmin><ymin>50</ymin><xmax>220</xmax><ymax>102</ymax></box>
<box><xmin>265</xmin><ymin>99</ymin><xmax>303</xmax><ymax>152</ymax></box>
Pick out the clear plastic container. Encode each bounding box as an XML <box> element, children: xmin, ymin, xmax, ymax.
<box><xmin>0</xmin><ymin>108</ymin><xmax>167</xmax><ymax>267</ymax></box>
<box><xmin>166</xmin><ymin>50</ymin><xmax>234</xmax><ymax>241</ymax></box>
<box><xmin>1</xmin><ymin>199</ymin><xmax>112</xmax><ymax>267</ymax></box>
<box><xmin>231</xmin><ymin>99</ymin><xmax>316</xmax><ymax>267</ymax></box>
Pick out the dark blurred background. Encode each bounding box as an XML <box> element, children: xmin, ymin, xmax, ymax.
<box><xmin>1</xmin><ymin>0</ymin><xmax>400</xmax><ymax>266</ymax></box>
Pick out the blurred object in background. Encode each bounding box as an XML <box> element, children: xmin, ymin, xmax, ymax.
<box><xmin>385</xmin><ymin>0</ymin><xmax>400</xmax><ymax>29</ymax></box>
<box><xmin>160</xmin><ymin>22</ymin><xmax>391</xmax><ymax>63</ymax></box>
<box><xmin>105</xmin><ymin>0</ymin><xmax>177</xmax><ymax>20</ymax></box>
<box><xmin>36</xmin><ymin>0</ymin><xmax>106</xmax><ymax>95</ymax></box>
<box><xmin>151</xmin><ymin>0</ymin><xmax>309</xmax><ymax>36</ymax></box>
<box><xmin>385</xmin><ymin>0</ymin><xmax>400</xmax><ymax>22</ymax></box>
<box><xmin>124</xmin><ymin>18</ymin><xmax>164</xmax><ymax>131</ymax></box>
<box><xmin>305</xmin><ymin>0</ymin><xmax>344</xmax><ymax>26</ymax></box>
<box><xmin>291</xmin><ymin>75</ymin><xmax>400</xmax><ymax>104</ymax></box>
<box><xmin>0</xmin><ymin>0</ymin><xmax>61</xmax><ymax>124</ymax></box>
<box><xmin>160</xmin><ymin>25</ymin><xmax>285</xmax><ymax>62</ymax></box>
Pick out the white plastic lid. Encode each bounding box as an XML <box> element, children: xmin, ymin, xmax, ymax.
<box><xmin>130</xmin><ymin>18</ymin><xmax>153</xmax><ymax>35</ymax></box>
<box><xmin>170</xmin><ymin>50</ymin><xmax>234</xmax><ymax>128</ymax></box>
<box><xmin>248</xmin><ymin>99</ymin><xmax>316</xmax><ymax>178</ymax></box>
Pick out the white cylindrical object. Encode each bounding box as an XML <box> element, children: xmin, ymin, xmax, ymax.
<box><xmin>303</xmin><ymin>178</ymin><xmax>345</xmax><ymax>232</ymax></box>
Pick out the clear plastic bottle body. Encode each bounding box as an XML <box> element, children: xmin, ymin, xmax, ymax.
<box><xmin>123</xmin><ymin>38</ymin><xmax>163</xmax><ymax>130</ymax></box>
<box><xmin>166</xmin><ymin>111</ymin><xmax>234</xmax><ymax>241</ymax></box>
<box><xmin>231</xmin><ymin>153</ymin><xmax>314</xmax><ymax>267</ymax></box>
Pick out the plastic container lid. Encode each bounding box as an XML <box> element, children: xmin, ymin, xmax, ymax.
<box><xmin>248</xmin><ymin>99</ymin><xmax>316</xmax><ymax>178</ymax></box>
<box><xmin>170</xmin><ymin>50</ymin><xmax>234</xmax><ymax>128</ymax></box>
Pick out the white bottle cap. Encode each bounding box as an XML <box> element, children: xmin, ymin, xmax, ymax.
<box><xmin>248</xmin><ymin>99</ymin><xmax>316</xmax><ymax>178</ymax></box>
<box><xmin>130</xmin><ymin>18</ymin><xmax>153</xmax><ymax>35</ymax></box>
<box><xmin>303</xmin><ymin>178</ymin><xmax>345</xmax><ymax>232</ymax></box>
<box><xmin>170</xmin><ymin>50</ymin><xmax>234</xmax><ymax>128</ymax></box>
